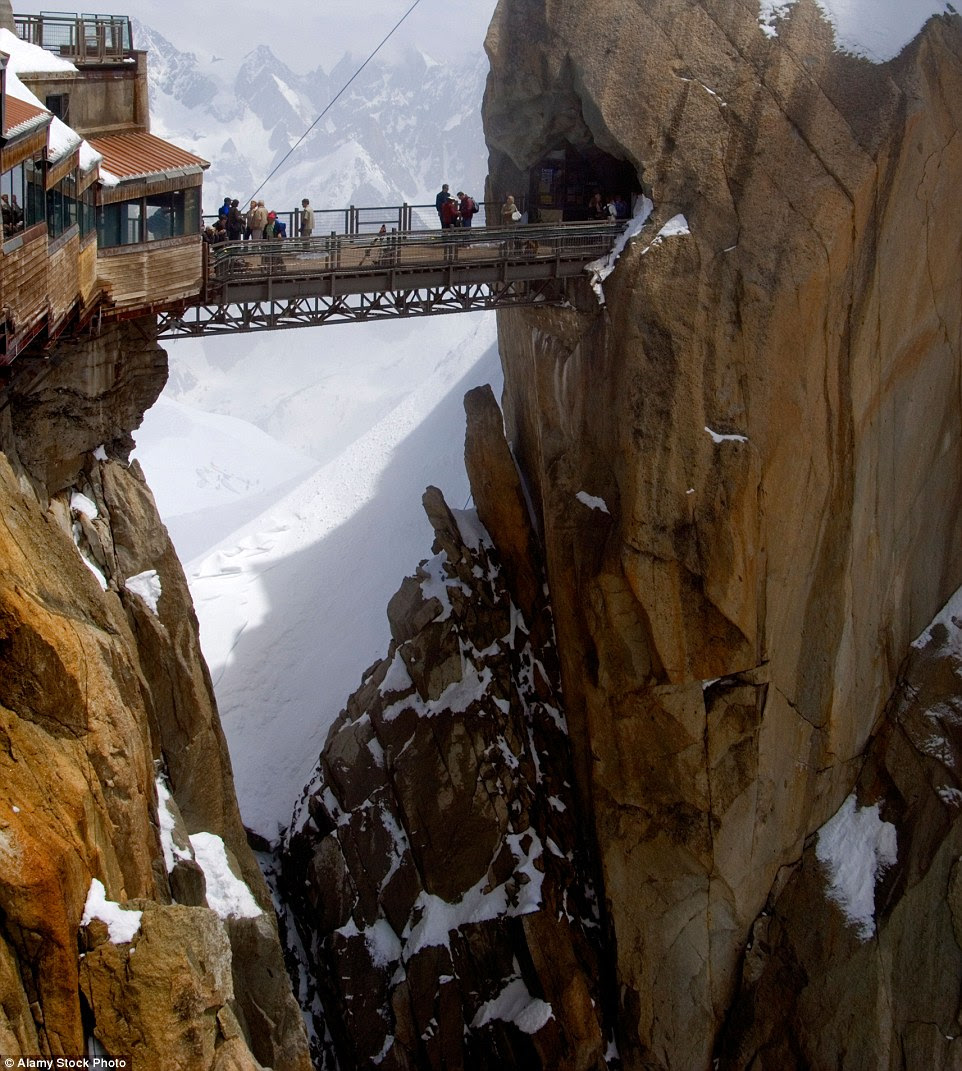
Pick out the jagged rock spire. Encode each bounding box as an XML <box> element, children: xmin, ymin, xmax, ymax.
<box><xmin>0</xmin><ymin>1</ymin><xmax>14</xmax><ymax>34</ymax></box>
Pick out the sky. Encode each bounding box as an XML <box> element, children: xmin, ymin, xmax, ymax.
<box><xmin>17</xmin><ymin>0</ymin><xmax>500</xmax><ymax>73</ymax></box>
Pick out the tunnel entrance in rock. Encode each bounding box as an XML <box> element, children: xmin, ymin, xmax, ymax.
<box><xmin>526</xmin><ymin>143</ymin><xmax>640</xmax><ymax>223</ymax></box>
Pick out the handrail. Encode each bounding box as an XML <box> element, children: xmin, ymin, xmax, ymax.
<box><xmin>206</xmin><ymin>221</ymin><xmax>627</xmax><ymax>284</ymax></box>
<box><xmin>13</xmin><ymin>13</ymin><xmax>133</xmax><ymax>64</ymax></box>
<box><xmin>203</xmin><ymin>198</ymin><xmax>530</xmax><ymax>239</ymax></box>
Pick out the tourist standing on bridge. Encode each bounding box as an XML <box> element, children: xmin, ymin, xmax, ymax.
<box><xmin>440</xmin><ymin>197</ymin><xmax>461</xmax><ymax>229</ymax></box>
<box><xmin>501</xmin><ymin>195</ymin><xmax>520</xmax><ymax>225</ymax></box>
<box><xmin>300</xmin><ymin>199</ymin><xmax>314</xmax><ymax>238</ymax></box>
<box><xmin>244</xmin><ymin>200</ymin><xmax>257</xmax><ymax>240</ymax></box>
<box><xmin>227</xmin><ymin>199</ymin><xmax>244</xmax><ymax>241</ymax></box>
<box><xmin>217</xmin><ymin>196</ymin><xmax>231</xmax><ymax>222</ymax></box>
<box><xmin>250</xmin><ymin>200</ymin><xmax>268</xmax><ymax>239</ymax></box>
<box><xmin>457</xmin><ymin>192</ymin><xmax>478</xmax><ymax>228</ymax></box>
<box><xmin>435</xmin><ymin>183</ymin><xmax>454</xmax><ymax>226</ymax></box>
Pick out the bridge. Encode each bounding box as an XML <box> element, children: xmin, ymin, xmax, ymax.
<box><xmin>0</xmin><ymin>9</ymin><xmax>633</xmax><ymax>361</ymax></box>
<box><xmin>153</xmin><ymin>220</ymin><xmax>626</xmax><ymax>340</ymax></box>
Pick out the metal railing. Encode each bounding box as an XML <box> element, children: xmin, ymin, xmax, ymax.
<box><xmin>13</xmin><ymin>13</ymin><xmax>133</xmax><ymax>64</ymax></box>
<box><xmin>205</xmin><ymin>220</ymin><xmax>625</xmax><ymax>285</ymax></box>
<box><xmin>203</xmin><ymin>198</ymin><xmax>528</xmax><ymax>239</ymax></box>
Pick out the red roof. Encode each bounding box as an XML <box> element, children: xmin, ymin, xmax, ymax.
<box><xmin>3</xmin><ymin>94</ymin><xmax>50</xmax><ymax>140</ymax></box>
<box><xmin>87</xmin><ymin>130</ymin><xmax>209</xmax><ymax>182</ymax></box>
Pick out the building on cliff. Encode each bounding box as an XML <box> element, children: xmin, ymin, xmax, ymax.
<box><xmin>0</xmin><ymin>10</ymin><xmax>207</xmax><ymax>362</ymax></box>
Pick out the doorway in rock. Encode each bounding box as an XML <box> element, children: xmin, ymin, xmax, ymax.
<box><xmin>527</xmin><ymin>143</ymin><xmax>640</xmax><ymax>222</ymax></box>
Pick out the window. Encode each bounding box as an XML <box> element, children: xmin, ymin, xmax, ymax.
<box><xmin>145</xmin><ymin>189</ymin><xmax>200</xmax><ymax>241</ymax></box>
<box><xmin>78</xmin><ymin>184</ymin><xmax>95</xmax><ymax>237</ymax></box>
<box><xmin>145</xmin><ymin>192</ymin><xmax>174</xmax><ymax>241</ymax></box>
<box><xmin>98</xmin><ymin>200</ymin><xmax>142</xmax><ymax>246</ymax></box>
<box><xmin>45</xmin><ymin>93</ymin><xmax>70</xmax><ymax>123</ymax></box>
<box><xmin>24</xmin><ymin>158</ymin><xmax>45</xmax><ymax>227</ymax></box>
<box><xmin>46</xmin><ymin>170</ymin><xmax>78</xmax><ymax>239</ymax></box>
<box><xmin>98</xmin><ymin>188</ymin><xmax>201</xmax><ymax>248</ymax></box>
<box><xmin>1</xmin><ymin>162</ymin><xmax>27</xmax><ymax>236</ymax></box>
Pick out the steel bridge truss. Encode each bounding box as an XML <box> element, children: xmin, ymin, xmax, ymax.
<box><xmin>156</xmin><ymin>278</ymin><xmax>569</xmax><ymax>338</ymax></box>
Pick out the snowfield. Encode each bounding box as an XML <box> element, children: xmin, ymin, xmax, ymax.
<box><xmin>136</xmin><ymin>314</ymin><xmax>501</xmax><ymax>837</ymax></box>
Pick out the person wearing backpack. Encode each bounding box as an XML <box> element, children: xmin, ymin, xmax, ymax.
<box><xmin>457</xmin><ymin>191</ymin><xmax>478</xmax><ymax>228</ymax></box>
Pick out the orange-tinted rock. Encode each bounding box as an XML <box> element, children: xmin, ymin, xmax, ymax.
<box><xmin>0</xmin><ymin>319</ymin><xmax>310</xmax><ymax>1070</ymax></box>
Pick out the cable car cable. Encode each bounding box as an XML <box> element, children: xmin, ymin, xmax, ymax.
<box><xmin>246</xmin><ymin>0</ymin><xmax>423</xmax><ymax>204</ymax></box>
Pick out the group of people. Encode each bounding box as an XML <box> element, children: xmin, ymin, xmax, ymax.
<box><xmin>587</xmin><ymin>191</ymin><xmax>630</xmax><ymax>220</ymax></box>
<box><xmin>203</xmin><ymin>187</ymin><xmax>629</xmax><ymax>247</ymax></box>
<box><xmin>204</xmin><ymin>196</ymin><xmax>299</xmax><ymax>245</ymax></box>
<box><xmin>435</xmin><ymin>184</ymin><xmax>481</xmax><ymax>229</ymax></box>
<box><xmin>1</xmin><ymin>193</ymin><xmax>25</xmax><ymax>235</ymax></box>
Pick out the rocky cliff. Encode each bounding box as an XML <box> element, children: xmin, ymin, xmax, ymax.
<box><xmin>0</xmin><ymin>324</ymin><xmax>310</xmax><ymax>1069</ymax></box>
<box><xmin>282</xmin><ymin>386</ymin><xmax>613</xmax><ymax>1069</ymax></box>
<box><xmin>282</xmin><ymin>2</ymin><xmax>962</xmax><ymax>1069</ymax></box>
<box><xmin>482</xmin><ymin>0</ymin><xmax>962</xmax><ymax>1068</ymax></box>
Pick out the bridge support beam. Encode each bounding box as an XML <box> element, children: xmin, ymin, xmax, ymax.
<box><xmin>155</xmin><ymin>278</ymin><xmax>573</xmax><ymax>339</ymax></box>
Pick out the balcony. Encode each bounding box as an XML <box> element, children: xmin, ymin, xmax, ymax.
<box><xmin>13</xmin><ymin>13</ymin><xmax>134</xmax><ymax>66</ymax></box>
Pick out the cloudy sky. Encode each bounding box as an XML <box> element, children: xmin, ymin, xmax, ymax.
<box><xmin>18</xmin><ymin>0</ymin><xmax>500</xmax><ymax>72</ymax></box>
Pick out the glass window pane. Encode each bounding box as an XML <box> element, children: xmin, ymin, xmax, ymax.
<box><xmin>145</xmin><ymin>192</ymin><xmax>172</xmax><ymax>241</ymax></box>
<box><xmin>63</xmin><ymin>172</ymin><xmax>78</xmax><ymax>232</ymax></box>
<box><xmin>125</xmin><ymin>201</ymin><xmax>142</xmax><ymax>244</ymax></box>
<box><xmin>24</xmin><ymin>158</ymin><xmax>45</xmax><ymax>227</ymax></box>
<box><xmin>183</xmin><ymin>188</ymin><xmax>200</xmax><ymax>235</ymax></box>
<box><xmin>47</xmin><ymin>187</ymin><xmax>64</xmax><ymax>238</ymax></box>
<box><xmin>1</xmin><ymin>167</ymin><xmax>13</xmax><ymax>237</ymax></box>
<box><xmin>97</xmin><ymin>202</ymin><xmax>119</xmax><ymax>246</ymax></box>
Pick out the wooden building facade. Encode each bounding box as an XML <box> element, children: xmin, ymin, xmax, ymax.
<box><xmin>0</xmin><ymin>12</ymin><xmax>207</xmax><ymax>364</ymax></box>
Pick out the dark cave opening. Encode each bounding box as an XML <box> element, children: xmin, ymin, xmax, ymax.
<box><xmin>524</xmin><ymin>142</ymin><xmax>642</xmax><ymax>222</ymax></box>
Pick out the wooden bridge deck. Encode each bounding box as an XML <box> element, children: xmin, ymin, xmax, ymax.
<box><xmin>155</xmin><ymin>222</ymin><xmax>626</xmax><ymax>338</ymax></box>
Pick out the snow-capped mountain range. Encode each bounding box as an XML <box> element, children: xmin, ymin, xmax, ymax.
<box><xmin>134</xmin><ymin>19</ymin><xmax>490</xmax><ymax>217</ymax></box>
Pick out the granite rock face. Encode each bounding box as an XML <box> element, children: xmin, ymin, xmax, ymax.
<box><xmin>718</xmin><ymin>599</ymin><xmax>962</xmax><ymax>1069</ymax></box>
<box><xmin>281</xmin><ymin>390</ymin><xmax>612</xmax><ymax>1070</ymax></box>
<box><xmin>0</xmin><ymin>321</ymin><xmax>310</xmax><ymax>1070</ymax></box>
<box><xmin>481</xmin><ymin>1</ymin><xmax>962</xmax><ymax>1067</ymax></box>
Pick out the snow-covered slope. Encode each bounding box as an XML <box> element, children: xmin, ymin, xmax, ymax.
<box><xmin>138</xmin><ymin>316</ymin><xmax>500</xmax><ymax>837</ymax></box>
<box><xmin>758</xmin><ymin>0</ymin><xmax>955</xmax><ymax>59</ymax></box>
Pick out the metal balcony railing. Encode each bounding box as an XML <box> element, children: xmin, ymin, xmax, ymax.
<box><xmin>205</xmin><ymin>221</ymin><xmax>626</xmax><ymax>286</ymax></box>
<box><xmin>14</xmin><ymin>13</ymin><xmax>134</xmax><ymax>65</ymax></box>
<box><xmin>202</xmin><ymin>199</ymin><xmax>530</xmax><ymax>239</ymax></box>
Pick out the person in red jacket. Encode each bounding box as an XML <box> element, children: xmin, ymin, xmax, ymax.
<box><xmin>441</xmin><ymin>197</ymin><xmax>461</xmax><ymax>229</ymax></box>
<box><xmin>457</xmin><ymin>191</ymin><xmax>479</xmax><ymax>228</ymax></box>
